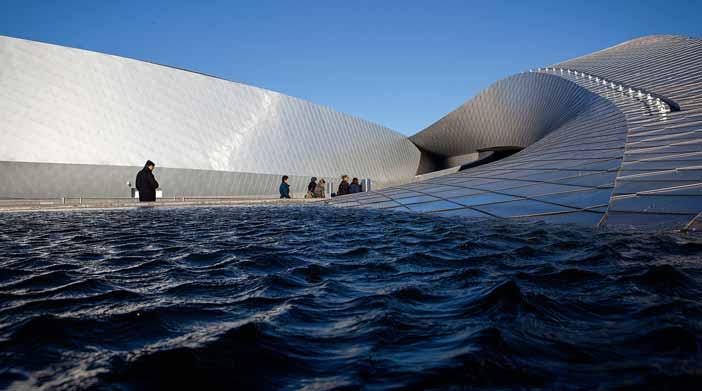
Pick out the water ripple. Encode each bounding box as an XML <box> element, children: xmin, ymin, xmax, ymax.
<box><xmin>1</xmin><ymin>205</ymin><xmax>701</xmax><ymax>389</ymax></box>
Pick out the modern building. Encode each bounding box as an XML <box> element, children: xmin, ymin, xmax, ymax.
<box><xmin>0</xmin><ymin>35</ymin><xmax>420</xmax><ymax>198</ymax></box>
<box><xmin>331</xmin><ymin>35</ymin><xmax>702</xmax><ymax>229</ymax></box>
<box><xmin>1</xmin><ymin>35</ymin><xmax>701</xmax><ymax>227</ymax></box>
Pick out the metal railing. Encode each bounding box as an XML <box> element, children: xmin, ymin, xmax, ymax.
<box><xmin>531</xmin><ymin>67</ymin><xmax>680</xmax><ymax>113</ymax></box>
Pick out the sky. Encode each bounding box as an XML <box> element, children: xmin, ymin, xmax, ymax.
<box><xmin>1</xmin><ymin>0</ymin><xmax>700</xmax><ymax>135</ymax></box>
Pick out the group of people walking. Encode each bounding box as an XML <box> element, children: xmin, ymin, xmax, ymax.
<box><xmin>305</xmin><ymin>177</ymin><xmax>327</xmax><ymax>198</ymax></box>
<box><xmin>335</xmin><ymin>175</ymin><xmax>362</xmax><ymax>196</ymax></box>
<box><xmin>279</xmin><ymin>175</ymin><xmax>364</xmax><ymax>199</ymax></box>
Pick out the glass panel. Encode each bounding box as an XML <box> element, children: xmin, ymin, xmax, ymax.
<box><xmin>473</xmin><ymin>199</ymin><xmax>575</xmax><ymax>217</ymax></box>
<box><xmin>448</xmin><ymin>192</ymin><xmax>519</xmax><ymax>207</ymax></box>
<box><xmin>556</xmin><ymin>171</ymin><xmax>618</xmax><ymax>187</ymax></box>
<box><xmin>623</xmin><ymin>160</ymin><xmax>702</xmax><ymax>171</ymax></box>
<box><xmin>577</xmin><ymin>159</ymin><xmax>623</xmax><ymax>171</ymax></box>
<box><xmin>518</xmin><ymin>211</ymin><xmax>603</xmax><ymax>225</ymax></box>
<box><xmin>501</xmin><ymin>183</ymin><xmax>587</xmax><ymax>197</ymax></box>
<box><xmin>613</xmin><ymin>180</ymin><xmax>702</xmax><ymax>195</ymax></box>
<box><xmin>473</xmin><ymin>180</ymin><xmax>529</xmax><ymax>191</ymax></box>
<box><xmin>395</xmin><ymin>195</ymin><xmax>440</xmax><ymax>205</ymax></box>
<box><xmin>609</xmin><ymin>194</ymin><xmax>702</xmax><ymax>214</ymax></box>
<box><xmin>405</xmin><ymin>200</ymin><xmax>464</xmax><ymax>212</ymax></box>
<box><xmin>518</xmin><ymin>171</ymin><xmax>577</xmax><ymax>182</ymax></box>
<box><xmin>534</xmin><ymin>188</ymin><xmax>613</xmax><ymax>208</ymax></box>
<box><xmin>432</xmin><ymin>187</ymin><xmax>485</xmax><ymax>198</ymax></box>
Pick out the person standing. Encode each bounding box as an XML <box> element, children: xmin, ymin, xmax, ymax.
<box><xmin>348</xmin><ymin>177</ymin><xmax>361</xmax><ymax>194</ymax></box>
<box><xmin>279</xmin><ymin>175</ymin><xmax>291</xmax><ymax>199</ymax></box>
<box><xmin>306</xmin><ymin>177</ymin><xmax>317</xmax><ymax>198</ymax></box>
<box><xmin>135</xmin><ymin>160</ymin><xmax>159</xmax><ymax>202</ymax></box>
<box><xmin>313</xmin><ymin>178</ymin><xmax>326</xmax><ymax>199</ymax></box>
<box><xmin>337</xmin><ymin>175</ymin><xmax>350</xmax><ymax>196</ymax></box>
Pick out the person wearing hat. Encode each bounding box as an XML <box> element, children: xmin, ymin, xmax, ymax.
<box><xmin>135</xmin><ymin>160</ymin><xmax>159</xmax><ymax>202</ymax></box>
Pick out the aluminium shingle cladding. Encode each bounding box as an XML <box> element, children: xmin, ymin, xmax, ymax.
<box><xmin>334</xmin><ymin>35</ymin><xmax>702</xmax><ymax>229</ymax></box>
<box><xmin>0</xmin><ymin>35</ymin><xmax>420</xmax><ymax>198</ymax></box>
<box><xmin>2</xmin><ymin>33</ymin><xmax>700</xmax><ymax>228</ymax></box>
<box><xmin>552</xmin><ymin>35</ymin><xmax>702</xmax><ymax>228</ymax></box>
<box><xmin>410</xmin><ymin>72</ymin><xmax>596</xmax><ymax>158</ymax></box>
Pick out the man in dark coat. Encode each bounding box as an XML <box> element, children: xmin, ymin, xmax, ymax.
<box><xmin>135</xmin><ymin>160</ymin><xmax>159</xmax><ymax>202</ymax></box>
<box><xmin>337</xmin><ymin>175</ymin><xmax>350</xmax><ymax>196</ymax></box>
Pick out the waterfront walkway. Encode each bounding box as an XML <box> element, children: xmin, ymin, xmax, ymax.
<box><xmin>0</xmin><ymin>197</ymin><xmax>324</xmax><ymax>213</ymax></box>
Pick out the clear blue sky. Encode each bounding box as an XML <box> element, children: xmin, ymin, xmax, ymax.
<box><xmin>1</xmin><ymin>0</ymin><xmax>700</xmax><ymax>135</ymax></box>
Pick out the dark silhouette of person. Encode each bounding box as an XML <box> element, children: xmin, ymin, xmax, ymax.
<box><xmin>337</xmin><ymin>175</ymin><xmax>350</xmax><ymax>196</ymax></box>
<box><xmin>279</xmin><ymin>175</ymin><xmax>291</xmax><ymax>199</ymax></box>
<box><xmin>349</xmin><ymin>177</ymin><xmax>361</xmax><ymax>193</ymax></box>
<box><xmin>135</xmin><ymin>160</ymin><xmax>159</xmax><ymax>202</ymax></box>
<box><xmin>306</xmin><ymin>177</ymin><xmax>317</xmax><ymax>198</ymax></box>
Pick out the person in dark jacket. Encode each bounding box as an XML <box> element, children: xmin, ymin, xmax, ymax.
<box><xmin>306</xmin><ymin>177</ymin><xmax>317</xmax><ymax>198</ymax></box>
<box><xmin>337</xmin><ymin>175</ymin><xmax>350</xmax><ymax>196</ymax></box>
<box><xmin>135</xmin><ymin>160</ymin><xmax>159</xmax><ymax>202</ymax></box>
<box><xmin>349</xmin><ymin>177</ymin><xmax>361</xmax><ymax>194</ymax></box>
<box><xmin>279</xmin><ymin>175</ymin><xmax>291</xmax><ymax>199</ymax></box>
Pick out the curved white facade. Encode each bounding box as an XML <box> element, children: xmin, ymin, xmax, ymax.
<box><xmin>411</xmin><ymin>73</ymin><xmax>596</xmax><ymax>160</ymax></box>
<box><xmin>3</xmin><ymin>34</ymin><xmax>701</xmax><ymax>228</ymax></box>
<box><xmin>333</xmin><ymin>35</ymin><xmax>702</xmax><ymax>229</ymax></box>
<box><xmin>0</xmin><ymin>35</ymin><xmax>420</xmax><ymax>197</ymax></box>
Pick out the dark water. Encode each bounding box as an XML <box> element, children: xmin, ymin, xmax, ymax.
<box><xmin>1</xmin><ymin>206</ymin><xmax>702</xmax><ymax>390</ymax></box>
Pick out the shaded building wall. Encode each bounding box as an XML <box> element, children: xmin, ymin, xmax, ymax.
<box><xmin>0</xmin><ymin>161</ymin><xmax>316</xmax><ymax>199</ymax></box>
<box><xmin>410</xmin><ymin>72</ymin><xmax>595</xmax><ymax>160</ymax></box>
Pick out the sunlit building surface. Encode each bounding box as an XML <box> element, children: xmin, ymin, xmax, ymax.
<box><xmin>1</xmin><ymin>35</ymin><xmax>701</xmax><ymax>227</ymax></box>
<box><xmin>332</xmin><ymin>35</ymin><xmax>702</xmax><ymax>228</ymax></box>
<box><xmin>0</xmin><ymin>35</ymin><xmax>420</xmax><ymax>198</ymax></box>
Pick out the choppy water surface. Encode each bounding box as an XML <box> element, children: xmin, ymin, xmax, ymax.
<box><xmin>1</xmin><ymin>206</ymin><xmax>702</xmax><ymax>390</ymax></box>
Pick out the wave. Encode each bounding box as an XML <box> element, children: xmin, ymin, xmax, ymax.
<box><xmin>1</xmin><ymin>206</ymin><xmax>702</xmax><ymax>389</ymax></box>
<box><xmin>100</xmin><ymin>322</ymin><xmax>296</xmax><ymax>389</ymax></box>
